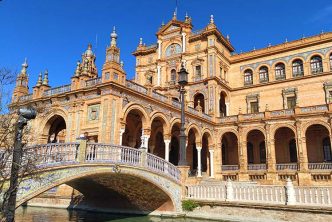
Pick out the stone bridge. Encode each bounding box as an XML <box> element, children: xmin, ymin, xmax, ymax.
<box><xmin>6</xmin><ymin>142</ymin><xmax>183</xmax><ymax>213</ymax></box>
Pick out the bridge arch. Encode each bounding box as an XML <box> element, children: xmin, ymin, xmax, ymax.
<box><xmin>16</xmin><ymin>165</ymin><xmax>182</xmax><ymax>213</ymax></box>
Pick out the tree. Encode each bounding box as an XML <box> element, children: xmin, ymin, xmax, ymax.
<box><xmin>0</xmin><ymin>68</ymin><xmax>39</xmax><ymax>222</ymax></box>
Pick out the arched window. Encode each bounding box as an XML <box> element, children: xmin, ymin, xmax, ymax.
<box><xmin>247</xmin><ymin>142</ymin><xmax>254</xmax><ymax>164</ymax></box>
<box><xmin>259</xmin><ymin>141</ymin><xmax>266</xmax><ymax>163</ymax></box>
<box><xmin>323</xmin><ymin>137</ymin><xmax>332</xmax><ymax>162</ymax></box>
<box><xmin>330</xmin><ymin>53</ymin><xmax>332</xmax><ymax>71</ymax></box>
<box><xmin>275</xmin><ymin>63</ymin><xmax>286</xmax><ymax>80</ymax></box>
<box><xmin>310</xmin><ymin>55</ymin><xmax>323</xmax><ymax>74</ymax></box>
<box><xmin>170</xmin><ymin>69</ymin><xmax>176</xmax><ymax>84</ymax></box>
<box><xmin>259</xmin><ymin>66</ymin><xmax>269</xmax><ymax>83</ymax></box>
<box><xmin>244</xmin><ymin>69</ymin><xmax>253</xmax><ymax>85</ymax></box>
<box><xmin>292</xmin><ymin>59</ymin><xmax>304</xmax><ymax>77</ymax></box>
<box><xmin>289</xmin><ymin>139</ymin><xmax>297</xmax><ymax>163</ymax></box>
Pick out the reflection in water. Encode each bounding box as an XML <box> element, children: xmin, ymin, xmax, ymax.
<box><xmin>15</xmin><ymin>207</ymin><xmax>218</xmax><ymax>222</ymax></box>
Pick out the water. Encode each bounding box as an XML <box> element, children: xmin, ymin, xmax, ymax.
<box><xmin>15</xmin><ymin>207</ymin><xmax>220</xmax><ymax>222</ymax></box>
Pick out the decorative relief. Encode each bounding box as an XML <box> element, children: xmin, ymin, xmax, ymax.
<box><xmin>88</xmin><ymin>104</ymin><xmax>100</xmax><ymax>121</ymax></box>
<box><xmin>240</xmin><ymin>46</ymin><xmax>332</xmax><ymax>71</ymax></box>
<box><xmin>165</xmin><ymin>43</ymin><xmax>182</xmax><ymax>57</ymax></box>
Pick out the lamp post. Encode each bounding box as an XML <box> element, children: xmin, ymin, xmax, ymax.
<box><xmin>4</xmin><ymin>108</ymin><xmax>36</xmax><ymax>222</ymax></box>
<box><xmin>178</xmin><ymin>63</ymin><xmax>188</xmax><ymax>166</ymax></box>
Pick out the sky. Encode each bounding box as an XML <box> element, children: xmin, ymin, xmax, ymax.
<box><xmin>1</xmin><ymin>0</ymin><xmax>332</xmax><ymax>91</ymax></box>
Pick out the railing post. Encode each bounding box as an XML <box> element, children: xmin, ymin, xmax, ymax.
<box><xmin>285</xmin><ymin>178</ymin><xmax>296</xmax><ymax>205</ymax></box>
<box><xmin>78</xmin><ymin>139</ymin><xmax>87</xmax><ymax>163</ymax></box>
<box><xmin>139</xmin><ymin>147</ymin><xmax>147</xmax><ymax>167</ymax></box>
<box><xmin>226</xmin><ymin>178</ymin><xmax>234</xmax><ymax>201</ymax></box>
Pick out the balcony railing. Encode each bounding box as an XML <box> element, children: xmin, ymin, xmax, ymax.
<box><xmin>308</xmin><ymin>163</ymin><xmax>332</xmax><ymax>170</ymax></box>
<box><xmin>126</xmin><ymin>80</ymin><xmax>148</xmax><ymax>94</ymax></box>
<box><xmin>301</xmin><ymin>105</ymin><xmax>328</xmax><ymax>113</ymax></box>
<box><xmin>248</xmin><ymin>164</ymin><xmax>267</xmax><ymax>171</ymax></box>
<box><xmin>152</xmin><ymin>91</ymin><xmax>168</xmax><ymax>103</ymax></box>
<box><xmin>19</xmin><ymin>94</ymin><xmax>33</xmax><ymax>102</ymax></box>
<box><xmin>271</xmin><ymin>109</ymin><xmax>294</xmax><ymax>117</ymax></box>
<box><xmin>85</xmin><ymin>77</ymin><xmax>102</xmax><ymax>87</ymax></box>
<box><xmin>311</xmin><ymin>67</ymin><xmax>323</xmax><ymax>74</ymax></box>
<box><xmin>220</xmin><ymin>115</ymin><xmax>238</xmax><ymax>123</ymax></box>
<box><xmin>242</xmin><ymin>112</ymin><xmax>265</xmax><ymax>120</ymax></box>
<box><xmin>43</xmin><ymin>84</ymin><xmax>71</xmax><ymax>97</ymax></box>
<box><xmin>192</xmin><ymin>29</ymin><xmax>205</xmax><ymax>36</ymax></box>
<box><xmin>276</xmin><ymin>163</ymin><xmax>298</xmax><ymax>171</ymax></box>
<box><xmin>188</xmin><ymin>106</ymin><xmax>201</xmax><ymax>116</ymax></box>
<box><xmin>222</xmin><ymin>165</ymin><xmax>239</xmax><ymax>171</ymax></box>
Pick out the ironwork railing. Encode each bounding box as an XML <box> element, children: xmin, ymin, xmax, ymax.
<box><xmin>43</xmin><ymin>84</ymin><xmax>71</xmax><ymax>97</ymax></box>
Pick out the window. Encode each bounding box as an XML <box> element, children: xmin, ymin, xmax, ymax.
<box><xmin>275</xmin><ymin>63</ymin><xmax>286</xmax><ymax>80</ymax></box>
<box><xmin>287</xmin><ymin>96</ymin><xmax>296</xmax><ymax>109</ymax></box>
<box><xmin>292</xmin><ymin>59</ymin><xmax>304</xmax><ymax>77</ymax></box>
<box><xmin>170</xmin><ymin>69</ymin><xmax>176</xmax><ymax>83</ymax></box>
<box><xmin>247</xmin><ymin>142</ymin><xmax>254</xmax><ymax>164</ymax></box>
<box><xmin>310</xmin><ymin>55</ymin><xmax>323</xmax><ymax>74</ymax></box>
<box><xmin>244</xmin><ymin>69</ymin><xmax>253</xmax><ymax>85</ymax></box>
<box><xmin>289</xmin><ymin>139</ymin><xmax>298</xmax><ymax>163</ymax></box>
<box><xmin>105</xmin><ymin>72</ymin><xmax>110</xmax><ymax>80</ymax></box>
<box><xmin>259</xmin><ymin>66</ymin><xmax>269</xmax><ymax>83</ymax></box>
<box><xmin>259</xmin><ymin>142</ymin><xmax>266</xmax><ymax>164</ymax></box>
<box><xmin>195</xmin><ymin>65</ymin><xmax>202</xmax><ymax>79</ymax></box>
<box><xmin>250</xmin><ymin>101</ymin><xmax>259</xmax><ymax>113</ymax></box>
<box><xmin>113</xmin><ymin>73</ymin><xmax>118</xmax><ymax>80</ymax></box>
<box><xmin>323</xmin><ymin>137</ymin><xmax>332</xmax><ymax>162</ymax></box>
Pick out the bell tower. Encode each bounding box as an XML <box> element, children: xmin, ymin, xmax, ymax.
<box><xmin>102</xmin><ymin>26</ymin><xmax>126</xmax><ymax>85</ymax></box>
<box><xmin>12</xmin><ymin>58</ymin><xmax>29</xmax><ymax>102</ymax></box>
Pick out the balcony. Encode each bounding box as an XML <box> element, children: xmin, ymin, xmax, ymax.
<box><xmin>43</xmin><ymin>84</ymin><xmax>71</xmax><ymax>97</ymax></box>
<box><xmin>276</xmin><ymin>163</ymin><xmax>298</xmax><ymax>171</ymax></box>
<box><xmin>85</xmin><ymin>77</ymin><xmax>102</xmax><ymax>87</ymax></box>
<box><xmin>222</xmin><ymin>165</ymin><xmax>239</xmax><ymax>171</ymax></box>
<box><xmin>308</xmin><ymin>163</ymin><xmax>332</xmax><ymax>170</ymax></box>
<box><xmin>248</xmin><ymin>164</ymin><xmax>267</xmax><ymax>171</ymax></box>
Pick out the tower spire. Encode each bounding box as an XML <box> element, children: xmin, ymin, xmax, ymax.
<box><xmin>42</xmin><ymin>69</ymin><xmax>49</xmax><ymax>86</ymax></box>
<box><xmin>21</xmin><ymin>58</ymin><xmax>28</xmax><ymax>75</ymax></box>
<box><xmin>111</xmin><ymin>26</ymin><xmax>118</xmax><ymax>47</ymax></box>
<box><xmin>36</xmin><ymin>72</ymin><xmax>42</xmax><ymax>87</ymax></box>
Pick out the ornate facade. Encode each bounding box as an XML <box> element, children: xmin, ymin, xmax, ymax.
<box><xmin>11</xmin><ymin>13</ymin><xmax>332</xmax><ymax>186</ymax></box>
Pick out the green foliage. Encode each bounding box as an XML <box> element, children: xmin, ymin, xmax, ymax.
<box><xmin>182</xmin><ymin>199</ymin><xmax>199</xmax><ymax>211</ymax></box>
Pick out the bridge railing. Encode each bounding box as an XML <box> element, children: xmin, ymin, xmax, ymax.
<box><xmin>146</xmin><ymin>153</ymin><xmax>181</xmax><ymax>181</ymax></box>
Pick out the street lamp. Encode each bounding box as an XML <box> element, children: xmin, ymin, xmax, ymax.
<box><xmin>4</xmin><ymin>108</ymin><xmax>36</xmax><ymax>222</ymax></box>
<box><xmin>178</xmin><ymin>63</ymin><xmax>188</xmax><ymax>166</ymax></box>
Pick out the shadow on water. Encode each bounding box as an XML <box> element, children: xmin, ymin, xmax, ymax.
<box><xmin>15</xmin><ymin>206</ymin><xmax>225</xmax><ymax>222</ymax></box>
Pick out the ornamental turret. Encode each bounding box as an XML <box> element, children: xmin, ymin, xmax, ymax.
<box><xmin>102</xmin><ymin>26</ymin><xmax>126</xmax><ymax>85</ymax></box>
<box><xmin>12</xmin><ymin>58</ymin><xmax>29</xmax><ymax>102</ymax></box>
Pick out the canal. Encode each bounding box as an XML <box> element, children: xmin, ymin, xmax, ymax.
<box><xmin>15</xmin><ymin>207</ymin><xmax>224</xmax><ymax>222</ymax></box>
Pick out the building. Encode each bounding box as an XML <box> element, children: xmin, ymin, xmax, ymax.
<box><xmin>11</xmin><ymin>13</ymin><xmax>332</xmax><ymax>186</ymax></box>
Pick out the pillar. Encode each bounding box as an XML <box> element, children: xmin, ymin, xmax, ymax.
<box><xmin>164</xmin><ymin>139</ymin><xmax>171</xmax><ymax>161</ymax></box>
<box><xmin>157</xmin><ymin>65</ymin><xmax>161</xmax><ymax>86</ymax></box>
<box><xmin>119</xmin><ymin>128</ymin><xmax>125</xmax><ymax>145</ymax></box>
<box><xmin>197</xmin><ymin>146</ymin><xmax>202</xmax><ymax>177</ymax></box>
<box><xmin>157</xmin><ymin>40</ymin><xmax>162</xmax><ymax>59</ymax></box>
<box><xmin>182</xmin><ymin>33</ymin><xmax>186</xmax><ymax>52</ymax></box>
<box><xmin>209</xmin><ymin>149</ymin><xmax>215</xmax><ymax>178</ymax></box>
<box><xmin>225</xmin><ymin>102</ymin><xmax>229</xmax><ymax>116</ymax></box>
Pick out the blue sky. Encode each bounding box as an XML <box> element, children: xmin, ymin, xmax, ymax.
<box><xmin>1</xmin><ymin>0</ymin><xmax>332</xmax><ymax>91</ymax></box>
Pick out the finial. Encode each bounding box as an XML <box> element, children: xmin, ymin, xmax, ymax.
<box><xmin>161</xmin><ymin>20</ymin><xmax>165</xmax><ymax>26</ymax></box>
<box><xmin>75</xmin><ymin>61</ymin><xmax>81</xmax><ymax>76</ymax></box>
<box><xmin>85</xmin><ymin>43</ymin><xmax>93</xmax><ymax>56</ymax></box>
<box><xmin>139</xmin><ymin>37</ymin><xmax>143</xmax><ymax>46</ymax></box>
<box><xmin>43</xmin><ymin>69</ymin><xmax>49</xmax><ymax>86</ymax></box>
<box><xmin>321</xmin><ymin>30</ymin><xmax>324</xmax><ymax>34</ymax></box>
<box><xmin>226</xmin><ymin>34</ymin><xmax>230</xmax><ymax>41</ymax></box>
<box><xmin>36</xmin><ymin>72</ymin><xmax>42</xmax><ymax>87</ymax></box>
<box><xmin>268</xmin><ymin>43</ymin><xmax>271</xmax><ymax>47</ymax></box>
<box><xmin>285</xmin><ymin>38</ymin><xmax>288</xmax><ymax>43</ymax></box>
<box><xmin>111</xmin><ymin>26</ymin><xmax>118</xmax><ymax>47</ymax></box>
<box><xmin>21</xmin><ymin>58</ymin><xmax>28</xmax><ymax>74</ymax></box>
<box><xmin>120</xmin><ymin>60</ymin><xmax>124</xmax><ymax>67</ymax></box>
<box><xmin>173</xmin><ymin>10</ymin><xmax>177</xmax><ymax>20</ymax></box>
<box><xmin>185</xmin><ymin>12</ymin><xmax>188</xmax><ymax>19</ymax></box>
<box><xmin>253</xmin><ymin>46</ymin><xmax>256</xmax><ymax>51</ymax></box>
<box><xmin>302</xmin><ymin>34</ymin><xmax>305</xmax><ymax>39</ymax></box>
<box><xmin>265</xmin><ymin>104</ymin><xmax>269</xmax><ymax>111</ymax></box>
<box><xmin>210</xmin><ymin>15</ymin><xmax>214</xmax><ymax>24</ymax></box>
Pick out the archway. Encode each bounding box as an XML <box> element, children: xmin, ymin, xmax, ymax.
<box><xmin>187</xmin><ymin>128</ymin><xmax>199</xmax><ymax>174</ymax></box>
<box><xmin>221</xmin><ymin>132</ymin><xmax>239</xmax><ymax>168</ymax></box>
<box><xmin>275</xmin><ymin>127</ymin><xmax>297</xmax><ymax>164</ymax></box>
<box><xmin>194</xmin><ymin>93</ymin><xmax>205</xmax><ymax>113</ymax></box>
<box><xmin>219</xmin><ymin>92</ymin><xmax>227</xmax><ymax>117</ymax></box>
<box><xmin>44</xmin><ymin>115</ymin><xmax>66</xmax><ymax>143</ymax></box>
<box><xmin>170</xmin><ymin>122</ymin><xmax>180</xmax><ymax>166</ymax></box>
<box><xmin>149</xmin><ymin>116</ymin><xmax>166</xmax><ymax>158</ymax></box>
<box><xmin>202</xmin><ymin>133</ymin><xmax>211</xmax><ymax>175</ymax></box>
<box><xmin>247</xmin><ymin>130</ymin><xmax>266</xmax><ymax>164</ymax></box>
<box><xmin>122</xmin><ymin>109</ymin><xmax>144</xmax><ymax>148</ymax></box>
<box><xmin>306</xmin><ymin>124</ymin><xmax>332</xmax><ymax>163</ymax></box>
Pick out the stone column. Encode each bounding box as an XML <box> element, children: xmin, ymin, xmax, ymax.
<box><xmin>119</xmin><ymin>128</ymin><xmax>125</xmax><ymax>145</ymax></box>
<box><xmin>209</xmin><ymin>149</ymin><xmax>215</xmax><ymax>178</ymax></box>
<box><xmin>157</xmin><ymin>65</ymin><xmax>161</xmax><ymax>86</ymax></box>
<box><xmin>157</xmin><ymin>40</ymin><xmax>162</xmax><ymax>59</ymax></box>
<box><xmin>196</xmin><ymin>146</ymin><xmax>202</xmax><ymax>177</ymax></box>
<box><xmin>182</xmin><ymin>33</ymin><xmax>186</xmax><ymax>52</ymax></box>
<box><xmin>225</xmin><ymin>102</ymin><xmax>230</xmax><ymax>116</ymax></box>
<box><xmin>238</xmin><ymin>127</ymin><xmax>248</xmax><ymax>181</ymax></box>
<box><xmin>164</xmin><ymin>139</ymin><xmax>171</xmax><ymax>162</ymax></box>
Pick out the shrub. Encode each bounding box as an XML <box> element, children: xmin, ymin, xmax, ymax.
<box><xmin>182</xmin><ymin>199</ymin><xmax>199</xmax><ymax>211</ymax></box>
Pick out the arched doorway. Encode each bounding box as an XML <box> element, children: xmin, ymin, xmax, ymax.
<box><xmin>122</xmin><ymin>109</ymin><xmax>144</xmax><ymax>148</ymax></box>
<box><xmin>246</xmin><ymin>130</ymin><xmax>266</xmax><ymax>165</ymax></box>
<box><xmin>187</xmin><ymin>128</ymin><xmax>199</xmax><ymax>175</ymax></box>
<box><xmin>275</xmin><ymin>127</ymin><xmax>298</xmax><ymax>169</ymax></box>
<box><xmin>306</xmin><ymin>124</ymin><xmax>332</xmax><ymax>164</ymax></box>
<box><xmin>194</xmin><ymin>93</ymin><xmax>205</xmax><ymax>113</ymax></box>
<box><xmin>221</xmin><ymin>132</ymin><xmax>239</xmax><ymax>170</ymax></box>
<box><xmin>219</xmin><ymin>92</ymin><xmax>227</xmax><ymax>117</ymax></box>
<box><xmin>169</xmin><ymin>122</ymin><xmax>180</xmax><ymax>166</ymax></box>
<box><xmin>150</xmin><ymin>117</ymin><xmax>166</xmax><ymax>158</ymax></box>
<box><xmin>45</xmin><ymin>115</ymin><xmax>66</xmax><ymax>143</ymax></box>
<box><xmin>202</xmin><ymin>132</ymin><xmax>212</xmax><ymax>176</ymax></box>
